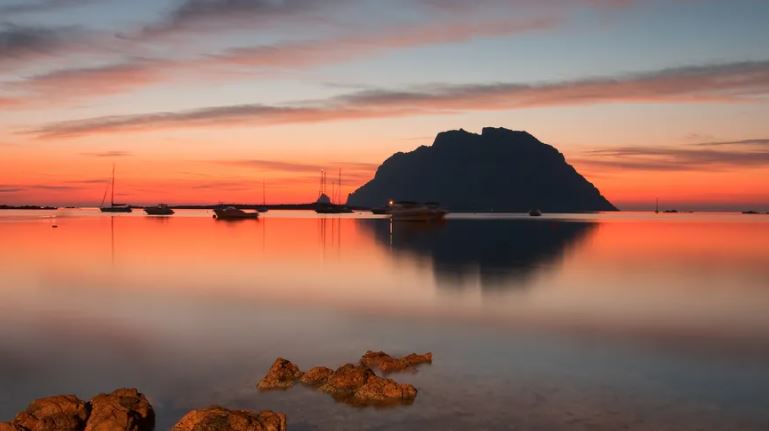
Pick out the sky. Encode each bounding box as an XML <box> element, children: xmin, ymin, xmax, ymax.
<box><xmin>1</xmin><ymin>0</ymin><xmax>768</xmax><ymax>210</ymax></box>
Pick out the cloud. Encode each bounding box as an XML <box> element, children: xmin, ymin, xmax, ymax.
<box><xmin>3</xmin><ymin>15</ymin><xmax>552</xmax><ymax>107</ymax></box>
<box><xmin>79</xmin><ymin>150</ymin><xmax>133</xmax><ymax>157</ymax></box>
<box><xmin>0</xmin><ymin>186</ymin><xmax>24</xmax><ymax>193</ymax></box>
<box><xmin>0</xmin><ymin>25</ymin><xmax>76</xmax><ymax>63</ymax></box>
<box><xmin>142</xmin><ymin>0</ymin><xmax>344</xmax><ymax>36</ymax></box>
<box><xmin>0</xmin><ymin>0</ymin><xmax>97</xmax><ymax>15</ymax></box>
<box><xmin>574</xmin><ymin>139</ymin><xmax>769</xmax><ymax>172</ymax></box>
<box><xmin>28</xmin><ymin>60</ymin><xmax>769</xmax><ymax>139</ymax></box>
<box><xmin>214</xmin><ymin>159</ymin><xmax>378</xmax><ymax>184</ymax></box>
<box><xmin>693</xmin><ymin>138</ymin><xmax>769</xmax><ymax>147</ymax></box>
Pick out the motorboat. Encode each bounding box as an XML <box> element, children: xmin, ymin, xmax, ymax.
<box><xmin>213</xmin><ymin>206</ymin><xmax>259</xmax><ymax>220</ymax></box>
<box><xmin>144</xmin><ymin>204</ymin><xmax>175</xmax><ymax>215</ymax></box>
<box><xmin>389</xmin><ymin>201</ymin><xmax>447</xmax><ymax>222</ymax></box>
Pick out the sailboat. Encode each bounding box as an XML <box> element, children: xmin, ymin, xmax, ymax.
<box><xmin>315</xmin><ymin>168</ymin><xmax>353</xmax><ymax>214</ymax></box>
<box><xmin>100</xmin><ymin>165</ymin><xmax>132</xmax><ymax>213</ymax></box>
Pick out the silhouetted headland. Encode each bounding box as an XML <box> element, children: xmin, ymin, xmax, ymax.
<box><xmin>347</xmin><ymin>127</ymin><xmax>617</xmax><ymax>212</ymax></box>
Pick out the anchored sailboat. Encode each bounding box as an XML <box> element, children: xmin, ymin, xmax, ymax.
<box><xmin>100</xmin><ymin>165</ymin><xmax>132</xmax><ymax>213</ymax></box>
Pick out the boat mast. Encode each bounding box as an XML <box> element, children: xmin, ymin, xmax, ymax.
<box><xmin>337</xmin><ymin>168</ymin><xmax>342</xmax><ymax>205</ymax></box>
<box><xmin>111</xmin><ymin>164</ymin><xmax>115</xmax><ymax>207</ymax></box>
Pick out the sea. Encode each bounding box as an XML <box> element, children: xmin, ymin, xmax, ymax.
<box><xmin>1</xmin><ymin>209</ymin><xmax>768</xmax><ymax>430</ymax></box>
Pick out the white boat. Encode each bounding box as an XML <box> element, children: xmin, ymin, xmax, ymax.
<box><xmin>213</xmin><ymin>206</ymin><xmax>259</xmax><ymax>220</ymax></box>
<box><xmin>389</xmin><ymin>201</ymin><xmax>447</xmax><ymax>222</ymax></box>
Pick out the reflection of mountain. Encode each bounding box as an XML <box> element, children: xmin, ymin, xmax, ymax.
<box><xmin>359</xmin><ymin>219</ymin><xmax>596</xmax><ymax>291</ymax></box>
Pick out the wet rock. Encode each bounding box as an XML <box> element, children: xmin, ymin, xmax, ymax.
<box><xmin>353</xmin><ymin>375</ymin><xmax>417</xmax><ymax>405</ymax></box>
<box><xmin>318</xmin><ymin>363</ymin><xmax>417</xmax><ymax>405</ymax></box>
<box><xmin>257</xmin><ymin>357</ymin><xmax>304</xmax><ymax>390</ymax></box>
<box><xmin>84</xmin><ymin>388</ymin><xmax>154</xmax><ymax>431</ymax></box>
<box><xmin>319</xmin><ymin>364</ymin><xmax>376</xmax><ymax>396</ymax></box>
<box><xmin>299</xmin><ymin>366</ymin><xmax>333</xmax><ymax>386</ymax></box>
<box><xmin>172</xmin><ymin>406</ymin><xmax>286</xmax><ymax>431</ymax></box>
<box><xmin>360</xmin><ymin>351</ymin><xmax>432</xmax><ymax>373</ymax></box>
<box><xmin>11</xmin><ymin>394</ymin><xmax>90</xmax><ymax>431</ymax></box>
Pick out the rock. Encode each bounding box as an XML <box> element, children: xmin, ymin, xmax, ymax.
<box><xmin>360</xmin><ymin>351</ymin><xmax>432</xmax><ymax>373</ymax></box>
<box><xmin>347</xmin><ymin>127</ymin><xmax>617</xmax><ymax>212</ymax></box>
<box><xmin>257</xmin><ymin>357</ymin><xmax>304</xmax><ymax>390</ymax></box>
<box><xmin>0</xmin><ymin>423</ymin><xmax>17</xmax><ymax>431</ymax></box>
<box><xmin>299</xmin><ymin>366</ymin><xmax>334</xmax><ymax>386</ymax></box>
<box><xmin>318</xmin><ymin>363</ymin><xmax>417</xmax><ymax>405</ymax></box>
<box><xmin>84</xmin><ymin>388</ymin><xmax>154</xmax><ymax>431</ymax></box>
<box><xmin>11</xmin><ymin>395</ymin><xmax>90</xmax><ymax>431</ymax></box>
<box><xmin>319</xmin><ymin>364</ymin><xmax>375</xmax><ymax>396</ymax></box>
<box><xmin>172</xmin><ymin>406</ymin><xmax>286</xmax><ymax>431</ymax></box>
<box><xmin>352</xmin><ymin>375</ymin><xmax>417</xmax><ymax>405</ymax></box>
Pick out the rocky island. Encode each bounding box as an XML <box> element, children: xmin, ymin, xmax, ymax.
<box><xmin>347</xmin><ymin>127</ymin><xmax>617</xmax><ymax>212</ymax></box>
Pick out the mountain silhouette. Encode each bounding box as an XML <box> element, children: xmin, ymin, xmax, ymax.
<box><xmin>347</xmin><ymin>127</ymin><xmax>616</xmax><ymax>212</ymax></box>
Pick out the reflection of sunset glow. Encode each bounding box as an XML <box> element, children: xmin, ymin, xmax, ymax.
<box><xmin>2</xmin><ymin>212</ymin><xmax>768</xmax><ymax>348</ymax></box>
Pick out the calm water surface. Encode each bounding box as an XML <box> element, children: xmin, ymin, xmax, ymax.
<box><xmin>1</xmin><ymin>210</ymin><xmax>768</xmax><ymax>430</ymax></box>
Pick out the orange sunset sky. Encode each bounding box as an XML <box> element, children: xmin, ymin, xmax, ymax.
<box><xmin>1</xmin><ymin>0</ymin><xmax>768</xmax><ymax>210</ymax></box>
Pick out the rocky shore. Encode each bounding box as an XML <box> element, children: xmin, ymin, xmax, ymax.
<box><xmin>1</xmin><ymin>391</ymin><xmax>284</xmax><ymax>431</ymax></box>
<box><xmin>2</xmin><ymin>351</ymin><xmax>431</xmax><ymax>430</ymax></box>
<box><xmin>257</xmin><ymin>351</ymin><xmax>432</xmax><ymax>406</ymax></box>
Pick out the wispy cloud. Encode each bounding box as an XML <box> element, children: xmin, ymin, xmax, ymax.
<box><xmin>28</xmin><ymin>60</ymin><xmax>769</xmax><ymax>139</ymax></box>
<box><xmin>3</xmin><ymin>16</ymin><xmax>552</xmax><ymax>107</ymax></box>
<box><xmin>214</xmin><ymin>159</ymin><xmax>378</xmax><ymax>184</ymax></box>
<box><xmin>79</xmin><ymin>150</ymin><xmax>133</xmax><ymax>157</ymax></box>
<box><xmin>0</xmin><ymin>0</ymin><xmax>97</xmax><ymax>15</ymax></box>
<box><xmin>0</xmin><ymin>24</ymin><xmax>80</xmax><ymax>66</ymax></box>
<box><xmin>574</xmin><ymin>139</ymin><xmax>769</xmax><ymax>172</ymax></box>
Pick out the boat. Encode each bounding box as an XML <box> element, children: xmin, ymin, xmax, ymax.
<box><xmin>100</xmin><ymin>165</ymin><xmax>132</xmax><ymax>213</ymax></box>
<box><xmin>144</xmin><ymin>204</ymin><xmax>175</xmax><ymax>215</ymax></box>
<box><xmin>314</xmin><ymin>168</ymin><xmax>354</xmax><ymax>214</ymax></box>
<box><xmin>371</xmin><ymin>207</ymin><xmax>391</xmax><ymax>215</ymax></box>
<box><xmin>529</xmin><ymin>209</ymin><xmax>542</xmax><ymax>217</ymax></box>
<box><xmin>389</xmin><ymin>201</ymin><xmax>447</xmax><ymax>222</ymax></box>
<box><xmin>213</xmin><ymin>206</ymin><xmax>259</xmax><ymax>220</ymax></box>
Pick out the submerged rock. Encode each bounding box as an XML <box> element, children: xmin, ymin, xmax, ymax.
<box><xmin>84</xmin><ymin>388</ymin><xmax>154</xmax><ymax>431</ymax></box>
<box><xmin>257</xmin><ymin>357</ymin><xmax>304</xmax><ymax>390</ymax></box>
<box><xmin>352</xmin><ymin>375</ymin><xmax>417</xmax><ymax>405</ymax></box>
<box><xmin>319</xmin><ymin>363</ymin><xmax>417</xmax><ymax>405</ymax></box>
<box><xmin>172</xmin><ymin>406</ymin><xmax>286</xmax><ymax>431</ymax></box>
<box><xmin>319</xmin><ymin>364</ymin><xmax>376</xmax><ymax>396</ymax></box>
<box><xmin>299</xmin><ymin>366</ymin><xmax>334</xmax><ymax>386</ymax></box>
<box><xmin>360</xmin><ymin>351</ymin><xmax>432</xmax><ymax>373</ymax></box>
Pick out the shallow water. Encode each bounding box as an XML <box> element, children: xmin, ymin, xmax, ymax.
<box><xmin>1</xmin><ymin>209</ymin><xmax>768</xmax><ymax>430</ymax></box>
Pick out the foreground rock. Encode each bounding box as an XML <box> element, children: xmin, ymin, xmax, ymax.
<box><xmin>7</xmin><ymin>395</ymin><xmax>89</xmax><ymax>431</ymax></box>
<box><xmin>1</xmin><ymin>389</ymin><xmax>152</xmax><ymax>431</ymax></box>
<box><xmin>85</xmin><ymin>388</ymin><xmax>155</xmax><ymax>431</ymax></box>
<box><xmin>299</xmin><ymin>366</ymin><xmax>334</xmax><ymax>386</ymax></box>
<box><xmin>257</xmin><ymin>353</ymin><xmax>425</xmax><ymax>406</ymax></box>
<box><xmin>172</xmin><ymin>406</ymin><xmax>286</xmax><ymax>431</ymax></box>
<box><xmin>360</xmin><ymin>351</ymin><xmax>432</xmax><ymax>373</ymax></box>
<box><xmin>320</xmin><ymin>364</ymin><xmax>417</xmax><ymax>406</ymax></box>
<box><xmin>257</xmin><ymin>357</ymin><xmax>304</xmax><ymax>390</ymax></box>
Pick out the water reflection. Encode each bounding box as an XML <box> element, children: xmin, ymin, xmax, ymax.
<box><xmin>359</xmin><ymin>219</ymin><xmax>596</xmax><ymax>291</ymax></box>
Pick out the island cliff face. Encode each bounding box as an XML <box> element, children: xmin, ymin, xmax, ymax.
<box><xmin>347</xmin><ymin>127</ymin><xmax>617</xmax><ymax>212</ymax></box>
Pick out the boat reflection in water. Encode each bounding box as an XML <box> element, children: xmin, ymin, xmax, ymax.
<box><xmin>358</xmin><ymin>218</ymin><xmax>596</xmax><ymax>291</ymax></box>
